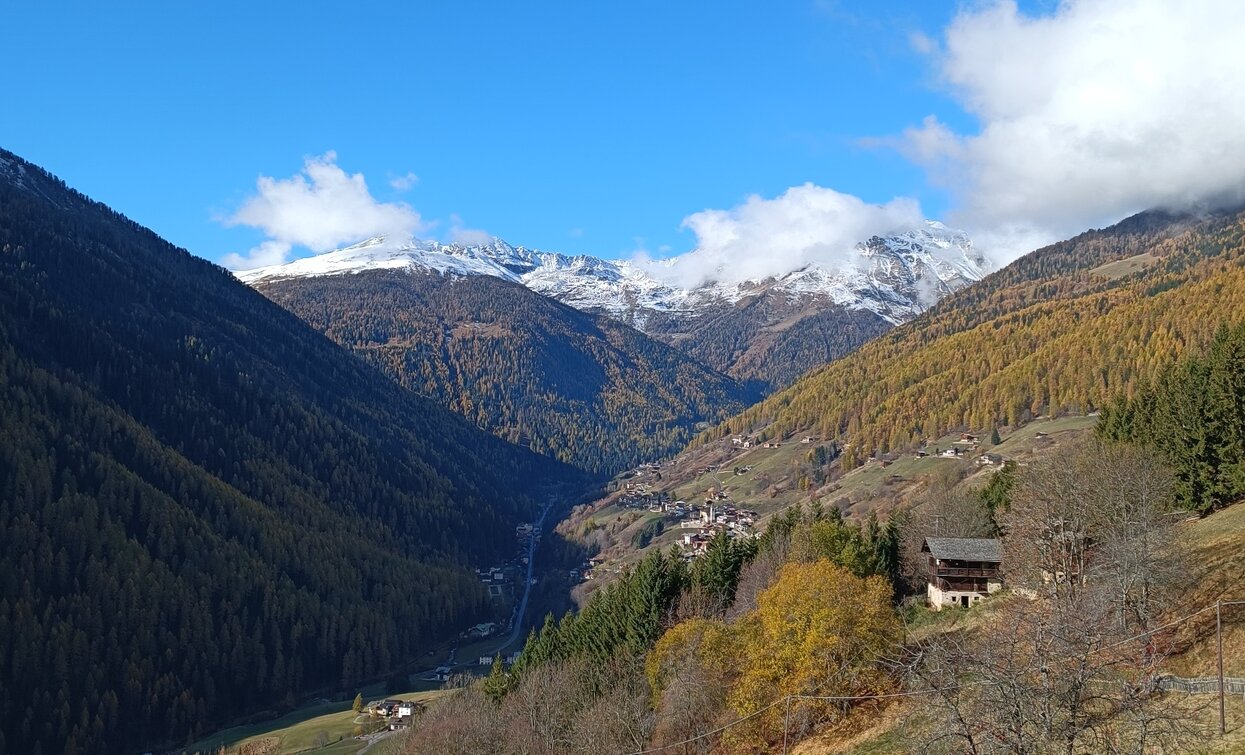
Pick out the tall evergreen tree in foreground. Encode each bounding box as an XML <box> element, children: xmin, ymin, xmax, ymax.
<box><xmin>1099</xmin><ymin>322</ymin><xmax>1245</xmax><ymax>513</ymax></box>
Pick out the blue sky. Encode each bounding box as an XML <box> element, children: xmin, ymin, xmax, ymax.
<box><xmin>1</xmin><ymin>2</ymin><xmax>970</xmax><ymax>261</ymax></box>
<box><xmin>5</xmin><ymin>1</ymin><xmax>1243</xmax><ymax>271</ymax></box>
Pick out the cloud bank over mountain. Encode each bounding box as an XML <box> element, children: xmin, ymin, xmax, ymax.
<box><xmin>902</xmin><ymin>0</ymin><xmax>1245</xmax><ymax>260</ymax></box>
<box><xmin>223</xmin><ymin>152</ymin><xmax>425</xmax><ymax>269</ymax></box>
<box><xmin>225</xmin><ymin>1</ymin><xmax>1245</xmax><ymax>275</ymax></box>
<box><xmin>643</xmin><ymin>184</ymin><xmax>927</xmax><ymax>289</ymax></box>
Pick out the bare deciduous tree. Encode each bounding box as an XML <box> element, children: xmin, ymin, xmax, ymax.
<box><xmin>727</xmin><ymin>531</ymin><xmax>790</xmax><ymax>620</ymax></box>
<box><xmin>908</xmin><ymin>441</ymin><xmax>1204</xmax><ymax>754</ymax></box>
<box><xmin>404</xmin><ymin>683</ymin><xmax>505</xmax><ymax>755</ymax></box>
<box><xmin>911</xmin><ymin>588</ymin><xmax>1204</xmax><ymax>754</ymax></box>
<box><xmin>405</xmin><ymin>657</ymin><xmax>655</xmax><ymax>755</ymax></box>
<box><xmin>1004</xmin><ymin>440</ymin><xmax>1188</xmax><ymax>630</ymax></box>
<box><xmin>568</xmin><ymin>660</ymin><xmax>655</xmax><ymax>755</ymax></box>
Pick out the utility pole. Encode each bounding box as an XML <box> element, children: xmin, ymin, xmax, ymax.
<box><xmin>1218</xmin><ymin>600</ymin><xmax>1226</xmax><ymax>736</ymax></box>
<box><xmin>782</xmin><ymin>695</ymin><xmax>791</xmax><ymax>755</ymax></box>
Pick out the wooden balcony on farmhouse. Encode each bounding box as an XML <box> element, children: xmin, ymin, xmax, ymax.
<box><xmin>932</xmin><ymin>565</ymin><xmax>999</xmax><ymax>579</ymax></box>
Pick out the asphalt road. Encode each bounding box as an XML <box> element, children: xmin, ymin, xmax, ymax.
<box><xmin>495</xmin><ymin>501</ymin><xmax>552</xmax><ymax>652</ymax></box>
<box><xmin>423</xmin><ymin>500</ymin><xmax>554</xmax><ymax>677</ymax></box>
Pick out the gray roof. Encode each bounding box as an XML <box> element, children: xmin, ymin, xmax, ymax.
<box><xmin>922</xmin><ymin>537</ymin><xmax>1003</xmax><ymax>563</ymax></box>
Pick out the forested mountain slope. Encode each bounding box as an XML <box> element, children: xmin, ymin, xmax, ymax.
<box><xmin>0</xmin><ymin>149</ymin><xmax>579</xmax><ymax>754</ymax></box>
<box><xmin>640</xmin><ymin>289</ymin><xmax>895</xmax><ymax>391</ymax></box>
<box><xmin>256</xmin><ymin>271</ymin><xmax>755</xmax><ymax>475</ymax></box>
<box><xmin>697</xmin><ymin>207</ymin><xmax>1245</xmax><ymax>457</ymax></box>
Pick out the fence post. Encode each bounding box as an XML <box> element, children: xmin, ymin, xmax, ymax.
<box><xmin>782</xmin><ymin>695</ymin><xmax>791</xmax><ymax>755</ymax></box>
<box><xmin>1219</xmin><ymin>600</ymin><xmax>1226</xmax><ymax>736</ymax></box>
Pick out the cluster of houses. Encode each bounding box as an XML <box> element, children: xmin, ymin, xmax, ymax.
<box><xmin>458</xmin><ymin>520</ymin><xmax>545</xmax><ymax>646</ymax></box>
<box><xmin>616</xmin><ymin>489</ymin><xmax>674</xmax><ymax>512</ymax></box>
<box><xmin>474</xmin><ymin>565</ymin><xmax>512</xmax><ymax>599</ymax></box>
<box><xmin>462</xmin><ymin>622</ymin><xmax>499</xmax><ymax>640</ymax></box>
<box><xmin>575</xmin><ymin>555</ymin><xmax>609</xmax><ymax>582</ymax></box>
<box><xmin>516</xmin><ymin>522</ymin><xmax>540</xmax><ymax>552</ymax></box>
<box><xmin>903</xmin><ymin>433</ymin><xmax>1011</xmax><ymax>469</ymax></box>
<box><xmin>368</xmin><ymin>698</ymin><xmax>424</xmax><ymax>731</ymax></box>
<box><xmin>617</xmin><ymin>461</ymin><xmax>674</xmax><ymax>488</ymax></box>
<box><xmin>730</xmin><ymin>435</ymin><xmax>788</xmax><ymax>449</ymax></box>
<box><xmin>677</xmin><ymin>503</ymin><xmax>759</xmax><ymax>557</ymax></box>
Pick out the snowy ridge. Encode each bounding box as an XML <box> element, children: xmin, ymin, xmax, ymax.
<box><xmin>234</xmin><ymin>236</ymin><xmax>525</xmax><ymax>283</ymax></box>
<box><xmin>236</xmin><ymin>221</ymin><xmax>989</xmax><ymax>328</ymax></box>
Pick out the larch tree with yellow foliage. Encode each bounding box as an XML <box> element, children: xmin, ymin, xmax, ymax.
<box><xmin>730</xmin><ymin>560</ymin><xmax>900</xmax><ymax>743</ymax></box>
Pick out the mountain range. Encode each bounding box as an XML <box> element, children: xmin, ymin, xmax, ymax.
<box><xmin>699</xmin><ymin>205</ymin><xmax>1245</xmax><ymax>460</ymax></box>
<box><xmin>239</xmin><ymin>223</ymin><xmax>988</xmax><ymax>390</ymax></box>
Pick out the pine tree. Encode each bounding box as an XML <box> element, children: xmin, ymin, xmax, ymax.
<box><xmin>692</xmin><ymin>532</ymin><xmax>747</xmax><ymax>610</ymax></box>
<box><xmin>481</xmin><ymin>655</ymin><xmax>510</xmax><ymax>702</ymax></box>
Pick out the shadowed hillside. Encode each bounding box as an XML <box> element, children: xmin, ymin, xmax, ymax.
<box><xmin>0</xmin><ymin>149</ymin><xmax>581</xmax><ymax>754</ymax></box>
<box><xmin>256</xmin><ymin>270</ymin><xmax>755</xmax><ymax>475</ymax></box>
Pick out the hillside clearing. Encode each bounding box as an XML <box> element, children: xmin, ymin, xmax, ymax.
<box><xmin>1089</xmin><ymin>251</ymin><xmax>1161</xmax><ymax>279</ymax></box>
<box><xmin>181</xmin><ymin>688</ymin><xmax>444</xmax><ymax>755</ymax></box>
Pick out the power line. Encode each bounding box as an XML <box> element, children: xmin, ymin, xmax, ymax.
<box><xmin>621</xmin><ymin>697</ymin><xmax>784</xmax><ymax>755</ymax></box>
<box><xmin>619</xmin><ymin>684</ymin><xmax>996</xmax><ymax>755</ymax></box>
<box><xmin>619</xmin><ymin>599</ymin><xmax>1244</xmax><ymax>755</ymax></box>
<box><xmin>1087</xmin><ymin>603</ymin><xmax>1220</xmax><ymax>657</ymax></box>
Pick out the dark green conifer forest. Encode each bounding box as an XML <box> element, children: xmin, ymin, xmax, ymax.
<box><xmin>0</xmin><ymin>149</ymin><xmax>582</xmax><ymax>754</ymax></box>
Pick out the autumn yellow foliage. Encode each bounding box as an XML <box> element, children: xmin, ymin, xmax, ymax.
<box><xmin>731</xmin><ymin>561</ymin><xmax>898</xmax><ymax>733</ymax></box>
<box><xmin>695</xmin><ymin>211</ymin><xmax>1245</xmax><ymax>457</ymax></box>
<box><xmin>645</xmin><ymin>617</ymin><xmax>735</xmax><ymax>701</ymax></box>
<box><xmin>647</xmin><ymin>560</ymin><xmax>900</xmax><ymax>749</ymax></box>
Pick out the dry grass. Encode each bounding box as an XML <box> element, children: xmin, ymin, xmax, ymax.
<box><xmin>1089</xmin><ymin>252</ymin><xmax>1161</xmax><ymax>280</ymax></box>
<box><xmin>791</xmin><ymin>701</ymin><xmax>928</xmax><ymax>755</ymax></box>
<box><xmin>182</xmin><ymin>689</ymin><xmax>445</xmax><ymax>755</ymax></box>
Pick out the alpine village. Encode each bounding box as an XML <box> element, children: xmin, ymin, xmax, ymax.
<box><xmin>5</xmin><ymin>2</ymin><xmax>1245</xmax><ymax>754</ymax></box>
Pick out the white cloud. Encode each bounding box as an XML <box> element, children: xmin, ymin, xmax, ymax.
<box><xmin>908</xmin><ymin>30</ymin><xmax>936</xmax><ymax>55</ymax></box>
<box><xmin>223</xmin><ymin>151</ymin><xmax>426</xmax><ymax>270</ymax></box>
<box><xmin>222</xmin><ymin>240</ymin><xmax>292</xmax><ymax>270</ymax></box>
<box><xmin>389</xmin><ymin>172</ymin><xmax>420</xmax><ymax>191</ymax></box>
<box><xmin>448</xmin><ymin>214</ymin><xmax>493</xmax><ymax>246</ymax></box>
<box><xmin>644</xmin><ymin>184</ymin><xmax>926</xmax><ymax>289</ymax></box>
<box><xmin>904</xmin><ymin>0</ymin><xmax>1245</xmax><ymax>260</ymax></box>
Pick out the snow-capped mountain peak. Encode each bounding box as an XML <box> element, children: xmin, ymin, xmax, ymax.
<box><xmin>234</xmin><ymin>236</ymin><xmax>526</xmax><ymax>284</ymax></box>
<box><xmin>236</xmin><ymin>221</ymin><xmax>989</xmax><ymax>328</ymax></box>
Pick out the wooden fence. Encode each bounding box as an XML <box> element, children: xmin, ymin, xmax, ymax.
<box><xmin>1158</xmin><ymin>675</ymin><xmax>1245</xmax><ymax>697</ymax></box>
